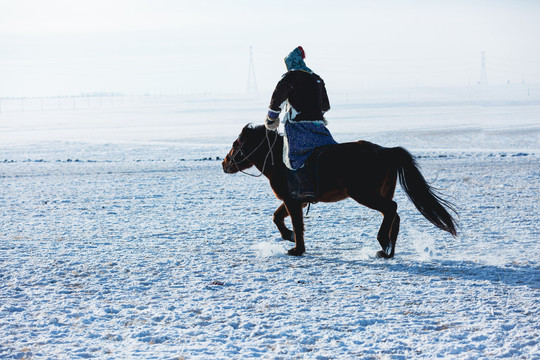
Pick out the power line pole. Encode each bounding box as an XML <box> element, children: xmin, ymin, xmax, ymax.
<box><xmin>247</xmin><ymin>46</ymin><xmax>258</xmax><ymax>93</ymax></box>
<box><xmin>480</xmin><ymin>51</ymin><xmax>488</xmax><ymax>86</ymax></box>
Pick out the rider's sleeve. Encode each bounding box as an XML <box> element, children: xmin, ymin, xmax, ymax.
<box><xmin>269</xmin><ymin>74</ymin><xmax>292</xmax><ymax>112</ymax></box>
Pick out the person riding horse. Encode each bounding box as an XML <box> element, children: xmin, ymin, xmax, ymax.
<box><xmin>224</xmin><ymin>48</ymin><xmax>457</xmax><ymax>257</ymax></box>
<box><xmin>265</xmin><ymin>46</ymin><xmax>337</xmax><ymax>200</ymax></box>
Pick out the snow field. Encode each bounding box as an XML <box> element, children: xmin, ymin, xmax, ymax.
<box><xmin>0</xmin><ymin>93</ymin><xmax>539</xmax><ymax>359</ymax></box>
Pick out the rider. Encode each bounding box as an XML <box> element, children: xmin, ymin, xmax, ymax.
<box><xmin>265</xmin><ymin>46</ymin><xmax>337</xmax><ymax>200</ymax></box>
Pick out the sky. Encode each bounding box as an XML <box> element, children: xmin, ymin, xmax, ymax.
<box><xmin>1</xmin><ymin>0</ymin><xmax>539</xmax><ymax>97</ymax></box>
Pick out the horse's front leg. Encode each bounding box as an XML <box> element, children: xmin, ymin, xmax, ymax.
<box><xmin>273</xmin><ymin>203</ymin><xmax>295</xmax><ymax>242</ymax></box>
<box><xmin>284</xmin><ymin>200</ymin><xmax>305</xmax><ymax>256</ymax></box>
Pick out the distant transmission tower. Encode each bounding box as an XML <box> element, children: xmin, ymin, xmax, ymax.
<box><xmin>480</xmin><ymin>51</ymin><xmax>488</xmax><ymax>86</ymax></box>
<box><xmin>247</xmin><ymin>46</ymin><xmax>258</xmax><ymax>93</ymax></box>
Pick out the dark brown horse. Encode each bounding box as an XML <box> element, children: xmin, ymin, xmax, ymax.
<box><xmin>222</xmin><ymin>124</ymin><xmax>457</xmax><ymax>258</ymax></box>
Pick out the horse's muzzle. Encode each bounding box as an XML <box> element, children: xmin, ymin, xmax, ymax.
<box><xmin>222</xmin><ymin>159</ymin><xmax>234</xmax><ymax>174</ymax></box>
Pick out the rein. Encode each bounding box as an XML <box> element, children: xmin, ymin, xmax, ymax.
<box><xmin>230</xmin><ymin>130</ymin><xmax>278</xmax><ymax>177</ymax></box>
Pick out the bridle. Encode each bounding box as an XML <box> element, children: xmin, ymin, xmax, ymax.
<box><xmin>228</xmin><ymin>129</ymin><xmax>278</xmax><ymax>177</ymax></box>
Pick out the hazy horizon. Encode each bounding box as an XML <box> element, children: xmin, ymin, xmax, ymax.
<box><xmin>1</xmin><ymin>0</ymin><xmax>539</xmax><ymax>97</ymax></box>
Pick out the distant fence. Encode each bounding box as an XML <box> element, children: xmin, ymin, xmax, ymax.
<box><xmin>1</xmin><ymin>85</ymin><xmax>538</xmax><ymax>115</ymax></box>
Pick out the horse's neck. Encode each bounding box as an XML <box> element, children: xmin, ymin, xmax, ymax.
<box><xmin>252</xmin><ymin>134</ymin><xmax>283</xmax><ymax>173</ymax></box>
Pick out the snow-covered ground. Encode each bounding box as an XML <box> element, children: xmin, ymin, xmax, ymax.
<box><xmin>1</xmin><ymin>87</ymin><xmax>539</xmax><ymax>359</ymax></box>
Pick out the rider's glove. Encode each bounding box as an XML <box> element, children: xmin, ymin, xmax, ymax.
<box><xmin>265</xmin><ymin>110</ymin><xmax>280</xmax><ymax>130</ymax></box>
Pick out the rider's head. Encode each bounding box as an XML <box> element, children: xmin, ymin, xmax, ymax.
<box><xmin>284</xmin><ymin>46</ymin><xmax>311</xmax><ymax>73</ymax></box>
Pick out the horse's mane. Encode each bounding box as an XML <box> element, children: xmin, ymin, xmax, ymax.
<box><xmin>243</xmin><ymin>123</ymin><xmax>279</xmax><ymax>134</ymax></box>
<box><xmin>240</xmin><ymin>124</ymin><xmax>283</xmax><ymax>159</ymax></box>
<box><xmin>242</xmin><ymin>124</ymin><xmax>283</xmax><ymax>140</ymax></box>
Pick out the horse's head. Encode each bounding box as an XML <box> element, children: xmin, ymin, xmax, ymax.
<box><xmin>222</xmin><ymin>125</ymin><xmax>256</xmax><ymax>174</ymax></box>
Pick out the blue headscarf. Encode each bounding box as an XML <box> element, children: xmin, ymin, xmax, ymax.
<box><xmin>284</xmin><ymin>46</ymin><xmax>312</xmax><ymax>73</ymax></box>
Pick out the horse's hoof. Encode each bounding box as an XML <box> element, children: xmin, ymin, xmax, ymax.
<box><xmin>287</xmin><ymin>247</ymin><xmax>304</xmax><ymax>256</ymax></box>
<box><xmin>376</xmin><ymin>250</ymin><xmax>393</xmax><ymax>259</ymax></box>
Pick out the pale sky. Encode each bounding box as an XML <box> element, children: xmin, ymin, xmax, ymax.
<box><xmin>1</xmin><ymin>0</ymin><xmax>539</xmax><ymax>97</ymax></box>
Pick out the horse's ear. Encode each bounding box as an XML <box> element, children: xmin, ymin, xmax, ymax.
<box><xmin>241</xmin><ymin>123</ymin><xmax>254</xmax><ymax>136</ymax></box>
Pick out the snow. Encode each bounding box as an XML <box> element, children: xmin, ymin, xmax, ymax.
<box><xmin>1</xmin><ymin>87</ymin><xmax>539</xmax><ymax>359</ymax></box>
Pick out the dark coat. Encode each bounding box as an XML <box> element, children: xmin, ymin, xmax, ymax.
<box><xmin>269</xmin><ymin>70</ymin><xmax>330</xmax><ymax>121</ymax></box>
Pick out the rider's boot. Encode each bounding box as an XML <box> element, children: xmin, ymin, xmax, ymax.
<box><xmin>291</xmin><ymin>167</ymin><xmax>315</xmax><ymax>201</ymax></box>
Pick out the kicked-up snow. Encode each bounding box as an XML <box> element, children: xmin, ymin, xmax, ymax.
<box><xmin>0</xmin><ymin>88</ymin><xmax>539</xmax><ymax>359</ymax></box>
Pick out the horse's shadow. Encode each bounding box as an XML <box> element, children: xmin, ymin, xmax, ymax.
<box><xmin>392</xmin><ymin>260</ymin><xmax>539</xmax><ymax>289</ymax></box>
<box><xmin>316</xmin><ymin>254</ymin><xmax>539</xmax><ymax>289</ymax></box>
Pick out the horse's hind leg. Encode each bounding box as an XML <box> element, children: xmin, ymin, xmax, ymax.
<box><xmin>348</xmin><ymin>191</ymin><xmax>398</xmax><ymax>258</ymax></box>
<box><xmin>383</xmin><ymin>172</ymin><xmax>400</xmax><ymax>258</ymax></box>
<box><xmin>386</xmin><ymin>214</ymin><xmax>400</xmax><ymax>258</ymax></box>
<box><xmin>375</xmin><ymin>200</ymin><xmax>398</xmax><ymax>258</ymax></box>
<box><xmin>273</xmin><ymin>203</ymin><xmax>295</xmax><ymax>242</ymax></box>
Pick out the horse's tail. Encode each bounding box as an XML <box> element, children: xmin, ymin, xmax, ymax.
<box><xmin>392</xmin><ymin>147</ymin><xmax>458</xmax><ymax>237</ymax></box>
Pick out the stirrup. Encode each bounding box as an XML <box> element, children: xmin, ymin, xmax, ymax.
<box><xmin>292</xmin><ymin>190</ymin><xmax>316</xmax><ymax>201</ymax></box>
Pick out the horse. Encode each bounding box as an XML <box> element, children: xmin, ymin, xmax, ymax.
<box><xmin>222</xmin><ymin>124</ymin><xmax>457</xmax><ymax>258</ymax></box>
